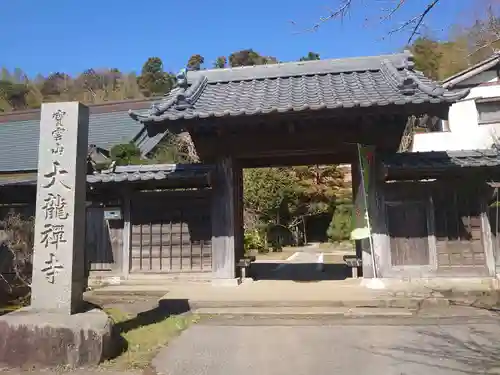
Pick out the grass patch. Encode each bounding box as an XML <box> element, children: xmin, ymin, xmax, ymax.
<box><xmin>100</xmin><ymin>307</ymin><xmax>199</xmax><ymax>370</ymax></box>
<box><xmin>0</xmin><ymin>305</ymin><xmax>21</xmax><ymax>316</ymax></box>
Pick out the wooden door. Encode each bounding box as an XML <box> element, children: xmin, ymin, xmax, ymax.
<box><xmin>386</xmin><ymin>201</ymin><xmax>432</xmax><ymax>267</ymax></box>
<box><xmin>433</xmin><ymin>187</ymin><xmax>487</xmax><ymax>275</ymax></box>
<box><xmin>85</xmin><ymin>207</ymin><xmax>121</xmax><ymax>271</ymax></box>
<box><xmin>129</xmin><ymin>190</ymin><xmax>212</xmax><ymax>273</ymax></box>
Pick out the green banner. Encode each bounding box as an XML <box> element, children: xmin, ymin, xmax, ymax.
<box><xmin>350</xmin><ymin>144</ymin><xmax>373</xmax><ymax>240</ymax></box>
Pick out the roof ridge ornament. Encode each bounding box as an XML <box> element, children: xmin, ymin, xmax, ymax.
<box><xmin>130</xmin><ymin>69</ymin><xmax>209</xmax><ymax>119</ymax></box>
<box><xmin>174</xmin><ymin>70</ymin><xmax>208</xmax><ymax>111</ymax></box>
<box><xmin>380</xmin><ymin>59</ymin><xmax>417</xmax><ymax>95</ymax></box>
<box><xmin>402</xmin><ymin>49</ymin><xmax>416</xmax><ymax>70</ymax></box>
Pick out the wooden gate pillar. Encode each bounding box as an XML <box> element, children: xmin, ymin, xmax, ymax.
<box><xmin>352</xmin><ymin>150</ymin><xmax>387</xmax><ymax>278</ymax></box>
<box><xmin>351</xmin><ymin>161</ymin><xmax>363</xmax><ymax>277</ymax></box>
<box><xmin>210</xmin><ymin>157</ymin><xmax>244</xmax><ymax>285</ymax></box>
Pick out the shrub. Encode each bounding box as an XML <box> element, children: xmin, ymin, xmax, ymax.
<box><xmin>0</xmin><ymin>212</ymin><xmax>34</xmax><ymax>303</ymax></box>
<box><xmin>244</xmin><ymin>229</ymin><xmax>267</xmax><ymax>254</ymax></box>
<box><xmin>110</xmin><ymin>143</ymin><xmax>144</xmax><ymax>165</ymax></box>
<box><xmin>327</xmin><ymin>203</ymin><xmax>352</xmax><ymax>243</ymax></box>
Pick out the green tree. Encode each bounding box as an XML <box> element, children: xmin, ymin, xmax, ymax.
<box><xmin>137</xmin><ymin>57</ymin><xmax>174</xmax><ymax>97</ymax></box>
<box><xmin>243</xmin><ymin>168</ymin><xmax>297</xmax><ymax>224</ymax></box>
<box><xmin>409</xmin><ymin>37</ymin><xmax>443</xmax><ymax>80</ymax></box>
<box><xmin>289</xmin><ymin>165</ymin><xmax>345</xmax><ymax>217</ymax></box>
<box><xmin>187</xmin><ymin>54</ymin><xmax>205</xmax><ymax>71</ymax></box>
<box><xmin>300</xmin><ymin>52</ymin><xmax>320</xmax><ymax>61</ymax></box>
<box><xmin>214</xmin><ymin>56</ymin><xmax>227</xmax><ymax>68</ymax></box>
<box><xmin>327</xmin><ymin>201</ymin><xmax>353</xmax><ymax>242</ymax></box>
<box><xmin>229</xmin><ymin>49</ymin><xmax>278</xmax><ymax>67</ymax></box>
<box><xmin>110</xmin><ymin>143</ymin><xmax>145</xmax><ymax>165</ymax></box>
<box><xmin>40</xmin><ymin>72</ymin><xmax>71</xmax><ymax>98</ymax></box>
<box><xmin>0</xmin><ymin>80</ymin><xmax>29</xmax><ymax>110</ymax></box>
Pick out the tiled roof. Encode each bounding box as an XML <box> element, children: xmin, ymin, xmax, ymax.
<box><xmin>0</xmin><ymin>100</ymin><xmax>152</xmax><ymax>173</ymax></box>
<box><xmin>86</xmin><ymin>164</ymin><xmax>211</xmax><ymax>184</ymax></box>
<box><xmin>382</xmin><ymin>149</ymin><xmax>500</xmax><ymax>170</ymax></box>
<box><xmin>129</xmin><ymin>51</ymin><xmax>470</xmax><ymax>123</ymax></box>
<box><xmin>0</xmin><ymin>164</ymin><xmax>211</xmax><ymax>187</ymax></box>
<box><xmin>443</xmin><ymin>52</ymin><xmax>500</xmax><ymax>89</ymax></box>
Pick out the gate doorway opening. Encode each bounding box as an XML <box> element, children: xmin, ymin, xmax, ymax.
<box><xmin>242</xmin><ymin>163</ymin><xmax>355</xmax><ymax>282</ymax></box>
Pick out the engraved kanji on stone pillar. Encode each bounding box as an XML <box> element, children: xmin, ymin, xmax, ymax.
<box><xmin>31</xmin><ymin>102</ymin><xmax>89</xmax><ymax>315</ymax></box>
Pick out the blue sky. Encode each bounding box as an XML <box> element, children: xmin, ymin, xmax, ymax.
<box><xmin>1</xmin><ymin>0</ymin><xmax>477</xmax><ymax>77</ymax></box>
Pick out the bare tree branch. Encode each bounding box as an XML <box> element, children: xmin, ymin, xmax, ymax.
<box><xmin>407</xmin><ymin>0</ymin><xmax>441</xmax><ymax>43</ymax></box>
<box><xmin>381</xmin><ymin>0</ymin><xmax>408</xmax><ymax>23</ymax></box>
<box><xmin>466</xmin><ymin>5</ymin><xmax>500</xmax><ymax>59</ymax></box>
<box><xmin>309</xmin><ymin>0</ymin><xmax>353</xmax><ymax>32</ymax></box>
<box><xmin>303</xmin><ymin>0</ymin><xmax>443</xmax><ymax>42</ymax></box>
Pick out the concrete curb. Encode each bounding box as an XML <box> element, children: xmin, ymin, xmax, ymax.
<box><xmin>193</xmin><ymin>307</ymin><xmax>415</xmax><ymax>318</ymax></box>
<box><xmin>185</xmin><ymin>298</ymin><xmax>449</xmax><ymax>309</ymax></box>
<box><xmin>285</xmin><ymin>252</ymin><xmax>301</xmax><ymax>262</ymax></box>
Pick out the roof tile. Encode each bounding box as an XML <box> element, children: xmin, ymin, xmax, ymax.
<box><xmin>0</xmin><ymin>109</ymin><xmax>146</xmax><ymax>172</ymax></box>
<box><xmin>382</xmin><ymin>149</ymin><xmax>500</xmax><ymax>170</ymax></box>
<box><xmin>130</xmin><ymin>52</ymin><xmax>470</xmax><ymax>123</ymax></box>
<box><xmin>0</xmin><ymin>164</ymin><xmax>211</xmax><ymax>186</ymax></box>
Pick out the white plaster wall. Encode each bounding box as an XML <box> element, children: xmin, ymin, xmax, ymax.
<box><xmin>412</xmin><ymin>70</ymin><xmax>500</xmax><ymax>152</ymax></box>
<box><xmin>412</xmin><ymin>131</ymin><xmax>490</xmax><ymax>152</ymax></box>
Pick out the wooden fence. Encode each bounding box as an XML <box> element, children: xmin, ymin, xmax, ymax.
<box><xmin>0</xmin><ymin>188</ymin><xmax>213</xmax><ymax>276</ymax></box>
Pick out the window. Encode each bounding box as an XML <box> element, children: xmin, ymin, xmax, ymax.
<box><xmin>477</xmin><ymin>100</ymin><xmax>500</xmax><ymax>125</ymax></box>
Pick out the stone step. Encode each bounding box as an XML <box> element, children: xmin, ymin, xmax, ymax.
<box><xmin>192</xmin><ymin>305</ymin><xmax>500</xmax><ymax>325</ymax></box>
<box><xmin>192</xmin><ymin>306</ymin><xmax>415</xmax><ymax>318</ymax></box>
<box><xmin>88</xmin><ymin>274</ymin><xmax>212</xmax><ymax>288</ymax></box>
<box><xmin>184</xmin><ymin>297</ymin><xmax>448</xmax><ymax>309</ymax></box>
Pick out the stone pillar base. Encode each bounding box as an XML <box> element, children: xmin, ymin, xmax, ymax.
<box><xmin>211</xmin><ymin>278</ymin><xmax>241</xmax><ymax>287</ymax></box>
<box><xmin>0</xmin><ymin>307</ymin><xmax>115</xmax><ymax>368</ymax></box>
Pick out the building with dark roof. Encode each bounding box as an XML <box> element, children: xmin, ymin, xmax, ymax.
<box><xmin>412</xmin><ymin>52</ymin><xmax>500</xmax><ymax>152</ymax></box>
<box><xmin>0</xmin><ymin>99</ymin><xmax>151</xmax><ymax>174</ymax></box>
<box><xmin>4</xmin><ymin>51</ymin><xmax>498</xmax><ymax>285</ymax></box>
<box><xmin>129</xmin><ymin>51</ymin><xmax>468</xmax><ymax>160</ymax></box>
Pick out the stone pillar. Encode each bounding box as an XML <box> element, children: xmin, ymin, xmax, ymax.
<box><xmin>0</xmin><ymin>102</ymin><xmax>114</xmax><ymax>368</ymax></box>
<box><xmin>210</xmin><ymin>157</ymin><xmax>243</xmax><ymax>285</ymax></box>
<box><xmin>31</xmin><ymin>102</ymin><xmax>89</xmax><ymax>314</ymax></box>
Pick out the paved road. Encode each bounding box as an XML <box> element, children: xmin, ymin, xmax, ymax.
<box><xmin>253</xmin><ymin>245</ymin><xmax>349</xmax><ymax>281</ymax></box>
<box><xmin>153</xmin><ymin>316</ymin><xmax>500</xmax><ymax>375</ymax></box>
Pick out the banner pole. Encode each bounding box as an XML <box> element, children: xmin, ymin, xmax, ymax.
<box><xmin>357</xmin><ymin>144</ymin><xmax>378</xmax><ymax>279</ymax></box>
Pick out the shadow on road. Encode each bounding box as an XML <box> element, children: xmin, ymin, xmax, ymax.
<box><xmin>251</xmin><ymin>262</ymin><xmax>350</xmax><ymax>281</ymax></box>
<box><xmin>114</xmin><ymin>299</ymin><xmax>191</xmax><ymax>334</ymax></box>
<box><xmin>365</xmin><ymin>323</ymin><xmax>500</xmax><ymax>374</ymax></box>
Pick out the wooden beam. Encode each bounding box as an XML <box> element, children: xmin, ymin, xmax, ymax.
<box><xmin>185</xmin><ymin>102</ymin><xmax>450</xmax><ymax>130</ymax></box>
<box><xmin>193</xmin><ymin>116</ymin><xmax>407</xmax><ymax>161</ymax></box>
<box><xmin>240</xmin><ymin>152</ymin><xmax>355</xmax><ymax>168</ymax></box>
